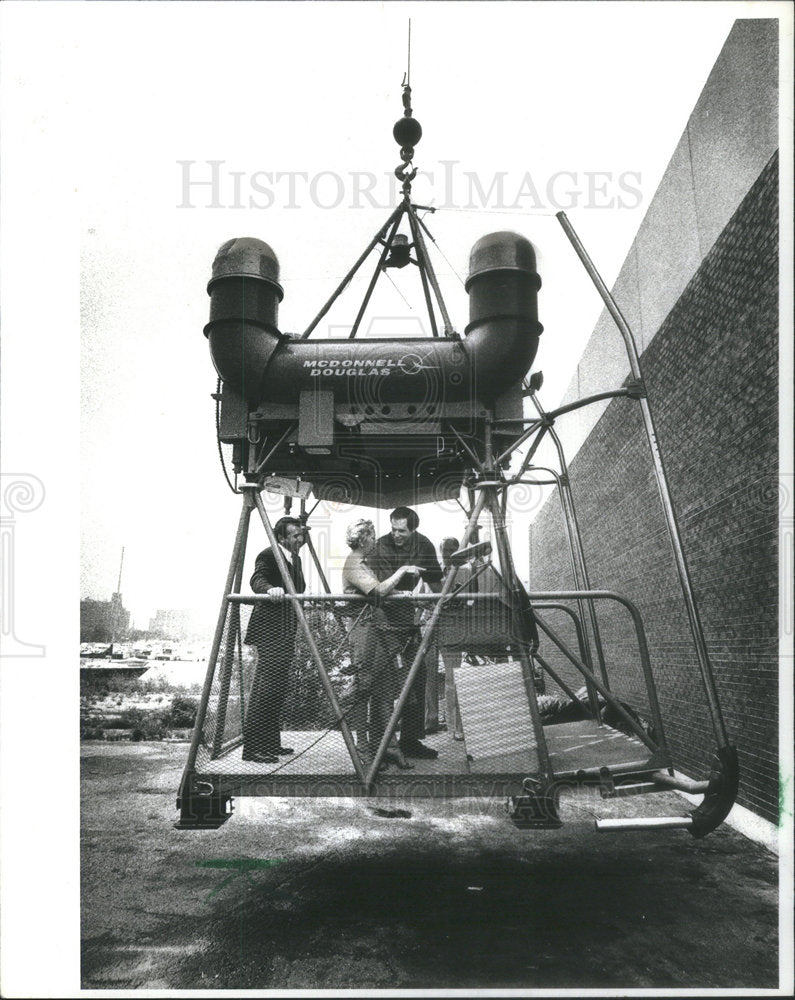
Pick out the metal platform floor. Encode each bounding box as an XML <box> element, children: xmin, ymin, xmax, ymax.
<box><xmin>193</xmin><ymin>719</ymin><xmax>656</xmax><ymax>797</ymax></box>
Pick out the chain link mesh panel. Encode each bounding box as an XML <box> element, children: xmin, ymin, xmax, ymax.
<box><xmin>193</xmin><ymin>593</ymin><xmax>545</xmax><ymax>781</ymax></box>
<box><xmin>194</xmin><ymin>600</ymin><xmax>358</xmax><ymax>776</ymax></box>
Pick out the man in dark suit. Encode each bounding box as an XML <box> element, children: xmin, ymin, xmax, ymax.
<box><xmin>366</xmin><ymin>506</ymin><xmax>443</xmax><ymax>759</ymax></box>
<box><xmin>243</xmin><ymin>517</ymin><xmax>306</xmax><ymax>762</ymax></box>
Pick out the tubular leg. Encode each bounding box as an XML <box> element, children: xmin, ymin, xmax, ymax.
<box><xmin>557</xmin><ymin>211</ymin><xmax>730</xmax><ymax>749</ymax></box>
<box><xmin>301</xmin><ymin>203</ymin><xmax>404</xmax><ymax>339</ymax></box>
<box><xmin>211</xmin><ymin>512</ymin><xmax>252</xmax><ymax>757</ymax></box>
<box><xmin>413</xmin><ymin>209</ymin><xmax>456</xmax><ymax>337</ymax></box>
<box><xmin>349</xmin><ymin>209</ymin><xmax>407</xmax><ymax>339</ymax></box>
<box><xmin>178</xmin><ymin>488</ymin><xmax>255</xmax><ymax>820</ymax></box>
<box><xmin>406</xmin><ymin>204</ymin><xmax>440</xmax><ymax>337</ymax></box>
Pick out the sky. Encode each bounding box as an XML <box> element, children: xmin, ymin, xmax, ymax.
<box><xmin>0</xmin><ymin>0</ymin><xmax>779</xmax><ymax>631</ymax></box>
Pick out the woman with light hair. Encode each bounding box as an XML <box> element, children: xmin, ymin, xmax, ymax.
<box><xmin>342</xmin><ymin>518</ymin><xmax>422</xmax><ymax>769</ymax></box>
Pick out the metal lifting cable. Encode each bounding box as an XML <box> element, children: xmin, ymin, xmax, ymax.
<box><xmin>436</xmin><ymin>206</ymin><xmax>560</xmax><ymax>217</ymax></box>
<box><xmin>383</xmin><ymin>266</ymin><xmax>416</xmax><ymax>311</ymax></box>
<box><xmin>417</xmin><ymin>212</ymin><xmax>466</xmax><ymax>288</ymax></box>
<box><xmin>407</xmin><ymin>19</ymin><xmax>411</xmax><ymax>88</ymax></box>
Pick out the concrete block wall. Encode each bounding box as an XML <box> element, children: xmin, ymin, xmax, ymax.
<box><xmin>530</xmin><ymin>152</ymin><xmax>779</xmax><ymax>822</ymax></box>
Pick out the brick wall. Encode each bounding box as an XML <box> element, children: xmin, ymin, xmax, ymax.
<box><xmin>529</xmin><ymin>153</ymin><xmax>779</xmax><ymax>822</ymax></box>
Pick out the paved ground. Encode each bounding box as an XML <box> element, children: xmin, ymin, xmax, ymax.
<box><xmin>81</xmin><ymin>743</ymin><xmax>780</xmax><ymax>991</ymax></box>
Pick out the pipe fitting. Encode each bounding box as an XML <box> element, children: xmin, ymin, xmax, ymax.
<box><xmin>205</xmin><ymin>238</ymin><xmax>285</xmax><ymax>401</ymax></box>
<box><xmin>206</xmin><ymin>231</ymin><xmax>543</xmax><ymax>407</ymax></box>
<box><xmin>464</xmin><ymin>232</ymin><xmax>543</xmax><ymax>400</ymax></box>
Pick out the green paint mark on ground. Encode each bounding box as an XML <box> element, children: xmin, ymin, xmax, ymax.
<box><xmin>196</xmin><ymin>858</ymin><xmax>284</xmax><ymax>872</ymax></box>
<box><xmin>779</xmin><ymin>769</ymin><xmax>792</xmax><ymax>827</ymax></box>
<box><xmin>195</xmin><ymin>858</ymin><xmax>286</xmax><ymax>899</ymax></box>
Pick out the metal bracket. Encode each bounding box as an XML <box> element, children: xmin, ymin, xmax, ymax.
<box><xmin>175</xmin><ymin>779</ymin><xmax>234</xmax><ymax>829</ymax></box>
<box><xmin>507</xmin><ymin>778</ymin><xmax>562</xmax><ymax>829</ymax></box>
<box><xmin>625</xmin><ymin>378</ymin><xmax>646</xmax><ymax>399</ymax></box>
<box><xmin>599</xmin><ymin>767</ymin><xmax>666</xmax><ymax>799</ymax></box>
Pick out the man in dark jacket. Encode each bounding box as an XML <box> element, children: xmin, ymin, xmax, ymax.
<box><xmin>242</xmin><ymin>517</ymin><xmax>306</xmax><ymax>762</ymax></box>
<box><xmin>366</xmin><ymin>506</ymin><xmax>443</xmax><ymax>759</ymax></box>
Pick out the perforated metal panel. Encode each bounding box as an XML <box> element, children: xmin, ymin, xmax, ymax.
<box><xmin>454</xmin><ymin>660</ymin><xmax>540</xmax><ymax>774</ymax></box>
<box><xmin>191</xmin><ymin>596</ymin><xmax>547</xmax><ymax>786</ymax></box>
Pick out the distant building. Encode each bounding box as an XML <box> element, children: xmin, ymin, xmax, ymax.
<box><xmin>148</xmin><ymin>608</ymin><xmax>193</xmax><ymax>640</ymax></box>
<box><xmin>80</xmin><ymin>593</ymin><xmax>130</xmax><ymax>642</ymax></box>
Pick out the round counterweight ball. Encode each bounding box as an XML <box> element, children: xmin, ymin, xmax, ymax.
<box><xmin>393</xmin><ymin>116</ymin><xmax>422</xmax><ymax>148</ymax></box>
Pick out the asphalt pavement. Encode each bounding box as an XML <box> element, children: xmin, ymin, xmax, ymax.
<box><xmin>81</xmin><ymin>743</ymin><xmax>780</xmax><ymax>991</ymax></box>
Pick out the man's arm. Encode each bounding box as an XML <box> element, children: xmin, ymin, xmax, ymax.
<box><xmin>417</xmin><ymin>534</ymin><xmax>443</xmax><ymax>591</ymax></box>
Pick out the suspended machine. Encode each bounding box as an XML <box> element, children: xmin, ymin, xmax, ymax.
<box><xmin>177</xmin><ymin>81</ymin><xmax>738</xmax><ymax>835</ymax></box>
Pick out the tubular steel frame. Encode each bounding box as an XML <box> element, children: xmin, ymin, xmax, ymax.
<box><xmin>177</xmin><ymin>411</ymin><xmax>679</xmax><ymax>823</ymax></box>
<box><xmin>556</xmin><ymin>210</ymin><xmax>731</xmax><ymax>750</ymax></box>
<box><xmin>300</xmin><ymin>197</ymin><xmax>455</xmax><ymax>344</ymax></box>
<box><xmin>178</xmin><ymin>213</ymin><xmax>738</xmax><ymax>835</ymax></box>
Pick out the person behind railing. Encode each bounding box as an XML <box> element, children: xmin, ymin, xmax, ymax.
<box><xmin>464</xmin><ymin>553</ymin><xmax>542</xmax><ymax>682</ymax></box>
<box><xmin>242</xmin><ymin>517</ymin><xmax>306</xmax><ymax>763</ymax></box>
<box><xmin>437</xmin><ymin>537</ymin><xmax>466</xmax><ymax>740</ymax></box>
<box><xmin>366</xmin><ymin>506</ymin><xmax>444</xmax><ymax>760</ymax></box>
<box><xmin>463</xmin><ymin>552</ymin><xmax>489</xmax><ymax>666</ymax></box>
<box><xmin>342</xmin><ymin>518</ymin><xmax>421</xmax><ymax>770</ymax></box>
<box><xmin>422</xmin><ymin>536</ymin><xmax>464</xmax><ymax>736</ymax></box>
